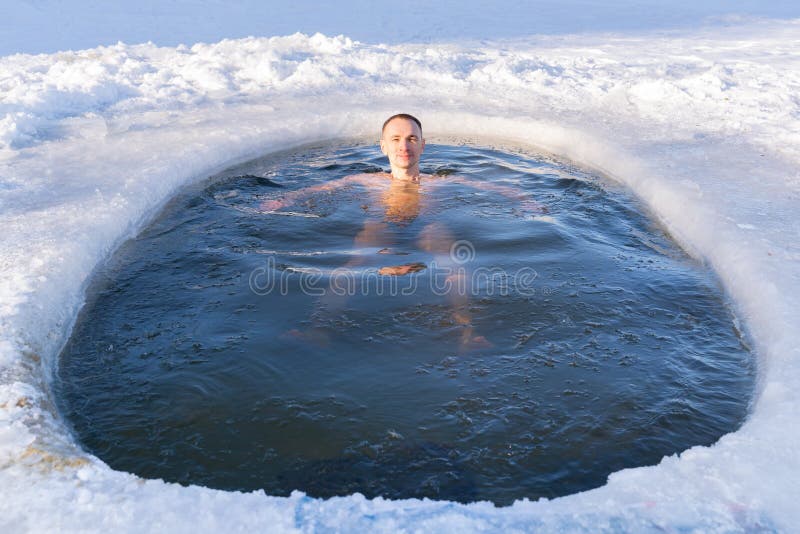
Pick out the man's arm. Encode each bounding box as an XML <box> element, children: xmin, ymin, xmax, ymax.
<box><xmin>442</xmin><ymin>175</ymin><xmax>547</xmax><ymax>213</ymax></box>
<box><xmin>260</xmin><ymin>173</ymin><xmax>380</xmax><ymax>211</ymax></box>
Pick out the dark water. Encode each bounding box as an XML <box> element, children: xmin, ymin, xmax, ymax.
<box><xmin>56</xmin><ymin>141</ymin><xmax>754</xmax><ymax>505</ymax></box>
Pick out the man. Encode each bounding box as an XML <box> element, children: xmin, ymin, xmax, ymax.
<box><xmin>261</xmin><ymin>113</ymin><xmax>542</xmax><ymax>349</ymax></box>
<box><xmin>261</xmin><ymin>113</ymin><xmax>541</xmax><ymax>265</ymax></box>
<box><xmin>261</xmin><ymin>113</ymin><xmax>433</xmax><ymax>275</ymax></box>
<box><xmin>261</xmin><ymin>113</ymin><xmax>426</xmax><ymax>211</ymax></box>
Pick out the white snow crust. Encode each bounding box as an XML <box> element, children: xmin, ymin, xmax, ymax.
<box><xmin>1</xmin><ymin>9</ymin><xmax>800</xmax><ymax>534</ymax></box>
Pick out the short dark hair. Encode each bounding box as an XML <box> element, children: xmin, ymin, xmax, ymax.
<box><xmin>381</xmin><ymin>113</ymin><xmax>422</xmax><ymax>135</ymax></box>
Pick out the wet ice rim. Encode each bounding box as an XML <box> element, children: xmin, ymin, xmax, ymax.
<box><xmin>1</xmin><ymin>102</ymin><xmax>796</xmax><ymax>530</ymax></box>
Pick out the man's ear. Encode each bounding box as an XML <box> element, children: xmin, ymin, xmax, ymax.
<box><xmin>421</xmin><ymin>138</ymin><xmax>426</xmax><ymax>152</ymax></box>
<box><xmin>379</xmin><ymin>138</ymin><xmax>387</xmax><ymax>155</ymax></box>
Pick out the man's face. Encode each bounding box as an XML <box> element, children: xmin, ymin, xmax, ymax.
<box><xmin>380</xmin><ymin>118</ymin><xmax>425</xmax><ymax>171</ymax></box>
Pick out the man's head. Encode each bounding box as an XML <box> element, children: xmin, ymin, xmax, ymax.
<box><xmin>381</xmin><ymin>113</ymin><xmax>422</xmax><ymax>136</ymax></box>
<box><xmin>380</xmin><ymin>113</ymin><xmax>425</xmax><ymax>179</ymax></box>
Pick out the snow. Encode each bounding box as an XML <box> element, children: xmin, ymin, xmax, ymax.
<box><xmin>2</xmin><ymin>2</ymin><xmax>800</xmax><ymax>532</ymax></box>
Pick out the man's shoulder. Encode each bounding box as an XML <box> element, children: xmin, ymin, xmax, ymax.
<box><xmin>345</xmin><ymin>172</ymin><xmax>390</xmax><ymax>185</ymax></box>
<box><xmin>425</xmin><ymin>173</ymin><xmax>465</xmax><ymax>183</ymax></box>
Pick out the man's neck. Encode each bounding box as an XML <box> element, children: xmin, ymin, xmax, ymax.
<box><xmin>390</xmin><ymin>166</ymin><xmax>421</xmax><ymax>183</ymax></box>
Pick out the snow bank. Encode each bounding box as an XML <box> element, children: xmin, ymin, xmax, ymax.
<box><xmin>1</xmin><ymin>20</ymin><xmax>799</xmax><ymax>532</ymax></box>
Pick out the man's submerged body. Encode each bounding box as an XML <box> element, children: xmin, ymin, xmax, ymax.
<box><xmin>259</xmin><ymin>114</ymin><xmax>545</xmax><ymax>350</ymax></box>
<box><xmin>261</xmin><ymin>170</ymin><xmax>542</xmax><ymax>268</ymax></box>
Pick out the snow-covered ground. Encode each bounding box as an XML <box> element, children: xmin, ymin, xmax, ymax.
<box><xmin>2</xmin><ymin>2</ymin><xmax>800</xmax><ymax>532</ymax></box>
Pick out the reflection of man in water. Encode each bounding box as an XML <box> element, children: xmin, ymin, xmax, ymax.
<box><xmin>261</xmin><ymin>113</ymin><xmax>542</xmax><ymax>349</ymax></box>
